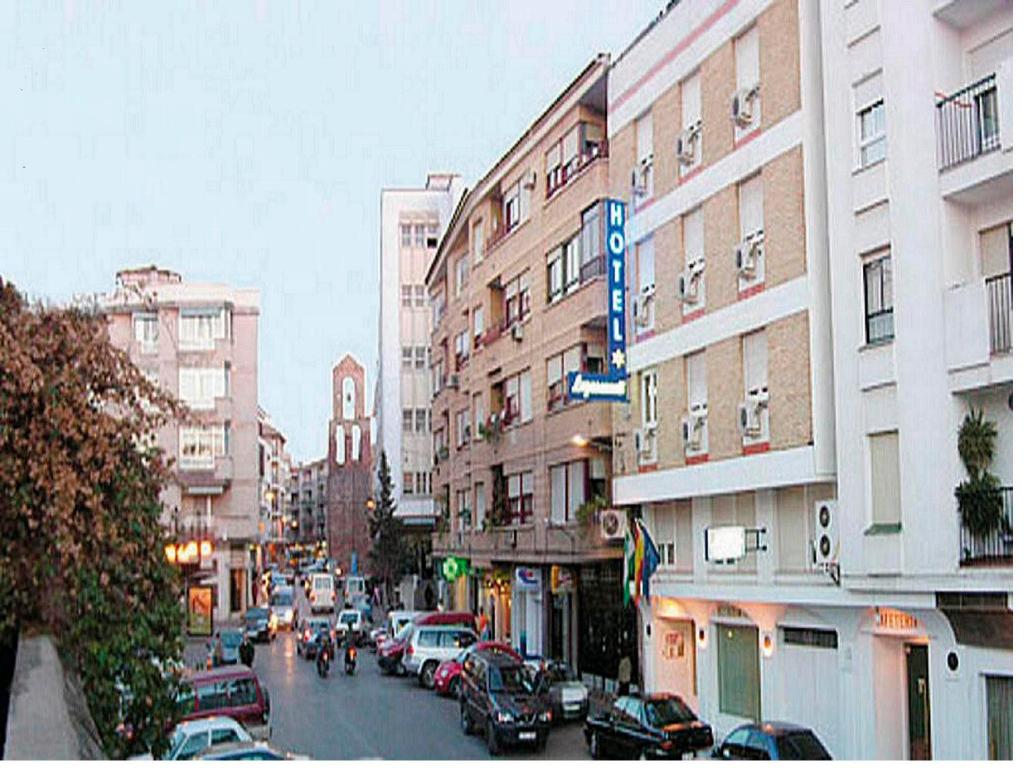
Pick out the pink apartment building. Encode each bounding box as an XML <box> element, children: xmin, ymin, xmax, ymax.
<box><xmin>104</xmin><ymin>266</ymin><xmax>261</xmax><ymax>621</ymax></box>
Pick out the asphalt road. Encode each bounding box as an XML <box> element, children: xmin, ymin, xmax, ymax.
<box><xmin>243</xmin><ymin>595</ymin><xmax>590</xmax><ymax>759</ymax></box>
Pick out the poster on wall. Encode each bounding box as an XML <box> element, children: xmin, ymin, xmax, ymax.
<box><xmin>661</xmin><ymin>630</ymin><xmax>685</xmax><ymax>660</ymax></box>
<box><xmin>514</xmin><ymin>566</ymin><xmax>541</xmax><ymax>591</ymax></box>
<box><xmin>187</xmin><ymin>585</ymin><xmax>214</xmax><ymax>637</ymax></box>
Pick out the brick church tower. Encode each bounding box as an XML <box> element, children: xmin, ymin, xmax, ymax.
<box><xmin>326</xmin><ymin>354</ymin><xmax>373</xmax><ymax>576</ymax></box>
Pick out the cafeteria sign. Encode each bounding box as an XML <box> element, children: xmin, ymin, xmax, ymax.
<box><xmin>187</xmin><ymin>585</ymin><xmax>214</xmax><ymax>637</ymax></box>
<box><xmin>568</xmin><ymin>198</ymin><xmax>629</xmax><ymax>402</ymax></box>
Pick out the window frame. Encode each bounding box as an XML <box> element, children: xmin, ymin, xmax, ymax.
<box><xmin>863</xmin><ymin>251</ymin><xmax>894</xmax><ymax>344</ymax></box>
<box><xmin>857</xmin><ymin>100</ymin><xmax>886</xmax><ymax>168</ymax></box>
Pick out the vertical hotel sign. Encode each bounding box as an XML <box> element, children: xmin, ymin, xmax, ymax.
<box><xmin>568</xmin><ymin>199</ymin><xmax>629</xmax><ymax>402</ymax></box>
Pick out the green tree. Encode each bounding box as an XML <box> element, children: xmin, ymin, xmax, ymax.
<box><xmin>0</xmin><ymin>279</ymin><xmax>185</xmax><ymax>757</ymax></box>
<box><xmin>368</xmin><ymin>450</ymin><xmax>407</xmax><ymax>602</ymax></box>
<box><xmin>955</xmin><ymin>408</ymin><xmax>1005</xmax><ymax>538</ymax></box>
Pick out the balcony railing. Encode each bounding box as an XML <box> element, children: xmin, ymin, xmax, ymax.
<box><xmin>936</xmin><ymin>74</ymin><xmax>1000</xmax><ymax>170</ymax></box>
<box><xmin>545</xmin><ymin>141</ymin><xmax>609</xmax><ymax>199</ymax></box>
<box><xmin>579</xmin><ymin>254</ymin><xmax>607</xmax><ymax>283</ymax></box>
<box><xmin>987</xmin><ymin>272</ymin><xmax>1012</xmax><ymax>354</ymax></box>
<box><xmin>960</xmin><ymin>486</ymin><xmax>1013</xmax><ymax>565</ymax></box>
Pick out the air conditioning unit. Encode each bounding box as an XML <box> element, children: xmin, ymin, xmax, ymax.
<box><xmin>446</xmin><ymin>374</ymin><xmax>459</xmax><ymax>389</ymax></box>
<box><xmin>510</xmin><ymin>321</ymin><xmax>524</xmax><ymax>342</ymax></box>
<box><xmin>599</xmin><ymin>508</ymin><xmax>627</xmax><ymax>541</ymax></box>
<box><xmin>735</xmin><ymin>238</ymin><xmax>761</xmax><ymax>278</ymax></box>
<box><xmin>678</xmin><ymin>258</ymin><xmax>704</xmax><ymax>304</ymax></box>
<box><xmin>631</xmin><ymin>291</ymin><xmax>654</xmax><ymax>328</ymax></box>
<box><xmin>737</xmin><ymin>398</ymin><xmax>767</xmax><ymax>438</ymax></box>
<box><xmin>634</xmin><ymin>425</ymin><xmax>656</xmax><ymax>457</ymax></box>
<box><xmin>522</xmin><ymin>170</ymin><xmax>537</xmax><ymax>189</ymax></box>
<box><xmin>730</xmin><ymin>85</ymin><xmax>759</xmax><ymax>127</ymax></box>
<box><xmin>681</xmin><ymin>413</ymin><xmax>706</xmax><ymax>450</ymax></box>
<box><xmin>630</xmin><ymin>165</ymin><xmax>646</xmax><ymax>195</ymax></box>
<box><xmin>813</xmin><ymin>499</ymin><xmax>838</xmax><ymax>565</ymax></box>
<box><xmin>675</xmin><ymin>121</ymin><xmax>701</xmax><ymax>165</ymax></box>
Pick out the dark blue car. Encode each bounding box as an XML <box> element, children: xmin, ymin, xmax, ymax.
<box><xmin>712</xmin><ymin>722</ymin><xmax>831</xmax><ymax>760</ymax></box>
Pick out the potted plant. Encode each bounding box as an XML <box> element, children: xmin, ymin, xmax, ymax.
<box><xmin>574</xmin><ymin>496</ymin><xmax>609</xmax><ymax>526</ymax></box>
<box><xmin>954</xmin><ymin>408</ymin><xmax>1004</xmax><ymax>538</ymax></box>
<box><xmin>458</xmin><ymin>507</ymin><xmax>473</xmax><ymax>528</ymax></box>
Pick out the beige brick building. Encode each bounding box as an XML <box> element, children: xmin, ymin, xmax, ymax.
<box><xmin>427</xmin><ymin>56</ymin><xmax>635</xmax><ymax>678</ymax></box>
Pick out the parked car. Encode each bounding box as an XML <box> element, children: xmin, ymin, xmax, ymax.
<box><xmin>244</xmin><ymin>607</ymin><xmax>275</xmax><ymax>643</ymax></box>
<box><xmin>533</xmin><ymin>660</ymin><xmax>589</xmax><ymax>721</ymax></box>
<box><xmin>309</xmin><ymin>572</ymin><xmax>336</xmax><ymax>614</ymax></box>
<box><xmin>177</xmin><ymin>665</ymin><xmax>271</xmax><ymax>740</ymax></box>
<box><xmin>402</xmin><ymin>624</ymin><xmax>478</xmax><ymax>687</ymax></box>
<box><xmin>377</xmin><ymin>611</ymin><xmax>471</xmax><ymax>675</ymax></box>
<box><xmin>369</xmin><ymin>626</ymin><xmax>388</xmax><ymax>654</ymax></box>
<box><xmin>208</xmin><ymin>629</ymin><xmax>244</xmax><ymax>668</ymax></box>
<box><xmin>434</xmin><ymin>642</ymin><xmax>521</xmax><ymax>697</ymax></box>
<box><xmin>296</xmin><ymin>617</ymin><xmax>335</xmax><ymax>659</ymax></box>
<box><xmin>459</xmin><ymin>649</ymin><xmax>552</xmax><ymax>755</ymax></box>
<box><xmin>269</xmin><ymin>587</ymin><xmax>296</xmax><ymax>631</ymax></box>
<box><xmin>133</xmin><ymin>716</ymin><xmax>252</xmax><ymax>760</ymax></box>
<box><xmin>711</xmin><ymin>722</ymin><xmax>832</xmax><ymax>760</ymax></box>
<box><xmin>386</xmin><ymin>610</ymin><xmax>420</xmax><ymax>639</ymax></box>
<box><xmin>335</xmin><ymin>608</ymin><xmax>367</xmax><ymax>646</ymax></box>
<box><xmin>583</xmin><ymin>693</ymin><xmax>713</xmax><ymax>759</ymax></box>
<box><xmin>195</xmin><ymin>740</ymin><xmax>308</xmax><ymax>760</ymax></box>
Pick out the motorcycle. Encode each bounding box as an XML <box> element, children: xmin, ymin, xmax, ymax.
<box><xmin>316</xmin><ymin>639</ymin><xmax>331</xmax><ymax>678</ymax></box>
<box><xmin>344</xmin><ymin>644</ymin><xmax>357</xmax><ymax>675</ymax></box>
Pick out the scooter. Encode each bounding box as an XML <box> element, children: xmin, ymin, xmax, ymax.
<box><xmin>344</xmin><ymin>644</ymin><xmax>357</xmax><ymax>675</ymax></box>
<box><xmin>316</xmin><ymin>641</ymin><xmax>331</xmax><ymax>678</ymax></box>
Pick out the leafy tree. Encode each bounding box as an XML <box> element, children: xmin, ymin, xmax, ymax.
<box><xmin>955</xmin><ymin>408</ymin><xmax>1005</xmax><ymax>538</ymax></box>
<box><xmin>0</xmin><ymin>279</ymin><xmax>185</xmax><ymax>757</ymax></box>
<box><xmin>368</xmin><ymin>450</ymin><xmax>407</xmax><ymax>602</ymax></box>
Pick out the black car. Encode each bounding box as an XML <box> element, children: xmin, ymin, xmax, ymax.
<box><xmin>244</xmin><ymin>607</ymin><xmax>274</xmax><ymax>643</ymax></box>
<box><xmin>459</xmin><ymin>649</ymin><xmax>553</xmax><ymax>755</ymax></box>
<box><xmin>584</xmin><ymin>693</ymin><xmax>713</xmax><ymax>759</ymax></box>
<box><xmin>712</xmin><ymin>722</ymin><xmax>832</xmax><ymax>760</ymax></box>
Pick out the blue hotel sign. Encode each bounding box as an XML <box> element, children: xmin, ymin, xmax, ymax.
<box><xmin>568</xmin><ymin>198</ymin><xmax>629</xmax><ymax>402</ymax></box>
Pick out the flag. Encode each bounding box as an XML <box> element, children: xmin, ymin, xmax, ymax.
<box><xmin>623</xmin><ymin>519</ymin><xmax>635</xmax><ymax>607</ymax></box>
<box><xmin>633</xmin><ymin>518</ymin><xmax>644</xmax><ymax>606</ymax></box>
<box><xmin>636</xmin><ymin>518</ymin><xmax>661</xmax><ymax>601</ymax></box>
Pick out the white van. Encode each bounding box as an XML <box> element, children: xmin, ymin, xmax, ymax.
<box><xmin>343</xmin><ymin>574</ymin><xmax>366</xmax><ymax>605</ymax></box>
<box><xmin>308</xmin><ymin>573</ymin><xmax>335</xmax><ymax>614</ymax></box>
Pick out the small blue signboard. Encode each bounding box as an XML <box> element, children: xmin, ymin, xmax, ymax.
<box><xmin>569</xmin><ymin>198</ymin><xmax>629</xmax><ymax>402</ymax></box>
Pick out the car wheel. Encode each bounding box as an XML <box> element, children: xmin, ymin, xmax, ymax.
<box><xmin>486</xmin><ymin>721</ymin><xmax>500</xmax><ymax>756</ymax></box>
<box><xmin>534</xmin><ymin>737</ymin><xmax>547</xmax><ymax>753</ymax></box>
<box><xmin>460</xmin><ymin>704</ymin><xmax>475</xmax><ymax>735</ymax></box>
<box><xmin>589</xmin><ymin>732</ymin><xmax>602</xmax><ymax>759</ymax></box>
<box><xmin>449</xmin><ymin>676</ymin><xmax>461</xmax><ymax>699</ymax></box>
<box><xmin>420</xmin><ymin>661</ymin><xmax>438</xmax><ymax>689</ymax></box>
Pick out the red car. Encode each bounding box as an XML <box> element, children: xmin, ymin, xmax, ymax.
<box><xmin>433</xmin><ymin>641</ymin><xmax>521</xmax><ymax>697</ymax></box>
<box><xmin>177</xmin><ymin>664</ymin><xmax>271</xmax><ymax>739</ymax></box>
<box><xmin>377</xmin><ymin>611</ymin><xmax>474</xmax><ymax>676</ymax></box>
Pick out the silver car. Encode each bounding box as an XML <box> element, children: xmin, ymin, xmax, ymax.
<box><xmin>401</xmin><ymin>624</ymin><xmax>478</xmax><ymax>688</ymax></box>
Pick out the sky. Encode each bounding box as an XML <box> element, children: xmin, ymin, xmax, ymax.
<box><xmin>0</xmin><ymin>0</ymin><xmax>664</xmax><ymax>462</ymax></box>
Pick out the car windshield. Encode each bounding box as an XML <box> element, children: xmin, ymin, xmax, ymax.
<box><xmin>271</xmin><ymin>592</ymin><xmax>292</xmax><ymax>606</ymax></box>
<box><xmin>395</xmin><ymin>622</ymin><xmax>415</xmax><ymax>641</ymax></box>
<box><xmin>221</xmin><ymin>630</ymin><xmax>243</xmax><ymax>648</ymax></box>
<box><xmin>777</xmin><ymin>731</ymin><xmax>830</xmax><ymax>760</ymax></box>
<box><xmin>165</xmin><ymin>728</ymin><xmax>189</xmax><ymax>758</ymax></box>
<box><xmin>543</xmin><ymin>664</ymin><xmax>574</xmax><ymax>683</ymax></box>
<box><xmin>340</xmin><ymin>612</ymin><xmax>359</xmax><ymax>624</ymax></box>
<box><xmin>488</xmin><ymin>665</ymin><xmax>533</xmax><ymax>694</ymax></box>
<box><xmin>645</xmin><ymin>697</ymin><xmax>696</xmax><ymax>727</ymax></box>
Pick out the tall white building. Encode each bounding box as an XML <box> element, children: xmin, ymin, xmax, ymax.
<box><xmin>377</xmin><ymin>174</ymin><xmax>464</xmax><ymax>524</ymax></box>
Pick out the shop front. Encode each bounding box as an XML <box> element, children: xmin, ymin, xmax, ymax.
<box><xmin>578</xmin><ymin>559</ymin><xmax>636</xmax><ymax>692</ymax></box>
<box><xmin>511</xmin><ymin>565</ymin><xmax>544</xmax><ymax>657</ymax></box>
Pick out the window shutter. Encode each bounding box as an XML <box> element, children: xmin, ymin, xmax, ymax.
<box><xmin>869</xmin><ymin>431</ymin><xmax>902</xmax><ymax>525</ymax></box>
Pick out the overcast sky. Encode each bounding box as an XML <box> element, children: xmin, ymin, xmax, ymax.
<box><xmin>0</xmin><ymin>0</ymin><xmax>663</xmax><ymax>462</ymax></box>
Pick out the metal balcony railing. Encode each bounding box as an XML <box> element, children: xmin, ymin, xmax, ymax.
<box><xmin>987</xmin><ymin>272</ymin><xmax>1012</xmax><ymax>354</ymax></box>
<box><xmin>960</xmin><ymin>486</ymin><xmax>1013</xmax><ymax>565</ymax></box>
<box><xmin>936</xmin><ymin>74</ymin><xmax>1000</xmax><ymax>170</ymax></box>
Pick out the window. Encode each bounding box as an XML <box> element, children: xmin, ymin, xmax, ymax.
<box><xmin>734</xmin><ymin>26</ymin><xmax>761</xmax><ymax>132</ymax></box>
<box><xmin>504</xmin><ymin>272</ymin><xmax>530</xmax><ymax>326</ymax></box>
<box><xmin>986</xmin><ymin>676</ymin><xmax>1012</xmax><ymax>760</ymax></box>
<box><xmin>472</xmin><ymin>219</ymin><xmax>484</xmax><ymax>264</ymax></box>
<box><xmin>402</xmin><ymin>409</ymin><xmax>413</xmax><ymax>433</ymax></box>
<box><xmin>401</xmin><ymin>285</ymin><xmax>413</xmax><ymax>307</ymax></box>
<box><xmin>226</xmin><ymin>677</ymin><xmax>257</xmax><ymax>706</ymax></box>
<box><xmin>503</xmin><ymin>178</ymin><xmax>528</xmax><ymax>233</ymax></box>
<box><xmin>680</xmin><ymin>73</ymin><xmax>702</xmax><ymax>169</ymax></box>
<box><xmin>547</xmin><ymin>246</ymin><xmax>564</xmax><ymax>303</ymax></box>
<box><xmin>133</xmin><ymin>312</ymin><xmax>158</xmax><ymax>353</ymax></box>
<box><xmin>335</xmin><ymin>425</ymin><xmax>346</xmax><ymax>465</ymax></box>
<box><xmin>637</xmin><ymin>236</ymin><xmax>655</xmax><ymax>293</ymax></box>
<box><xmin>178</xmin><ymin>367</ymin><xmax>227</xmax><ymax>410</ymax></box>
<box><xmin>178</xmin><ymin>307</ymin><xmax>228</xmax><ymax>351</ymax></box>
<box><xmin>506</xmin><ymin>471</ymin><xmax>534</xmax><ymax>524</ymax></box>
<box><xmin>549</xmin><ymin>460</ymin><xmax>586</xmax><ymax>525</ymax></box>
<box><xmin>858</xmin><ymin>101</ymin><xmax>886</xmax><ymax>167</ymax></box>
<box><xmin>179</xmin><ymin>425</ymin><xmax>227</xmax><ymax>470</ymax></box>
<box><xmin>414</xmin><ymin>224</ymin><xmax>426</xmax><ymax>247</ymax></box>
<box><xmin>472</xmin><ymin>392</ymin><xmax>484</xmax><ymax>437</ymax></box>
<box><xmin>474</xmin><ymin>482</ymin><xmax>486</xmax><ymax>531</ymax></box>
<box><xmin>547</xmin><ymin>233</ymin><xmax>581</xmax><ymax>303</ymax></box>
<box><xmin>415</xmin><ymin>471</ymin><xmax>430</xmax><ymax>496</ymax></box>
<box><xmin>686</xmin><ymin>349</ymin><xmax>708</xmax><ymax>454</ymax></box>
<box><xmin>742</xmin><ymin>329</ymin><xmax>768</xmax><ymax>400</ymax></box>
<box><xmin>403</xmin><ymin>472</ymin><xmax>415</xmax><ymax>494</ymax></box>
<box><xmin>414</xmin><ymin>346</ymin><xmax>427</xmax><ymax>369</ymax></box>
<box><xmin>400</xmin><ymin>224</ymin><xmax>412</xmax><ymax>247</ymax></box>
<box><xmin>580</xmin><ymin>203</ymin><xmax>603</xmax><ymax>274</ymax></box>
<box><xmin>431</xmin><ymin>359</ymin><xmax>445</xmax><ymax>396</ymax></box>
<box><xmin>342</xmin><ymin>376</ymin><xmax>356</xmax><ymax>420</ymax></box>
<box><xmin>454</xmin><ymin>330</ymin><xmax>470</xmax><ymax>368</ymax></box>
<box><xmin>682</xmin><ymin>207</ymin><xmax>705</xmax><ymax>310</ymax></box>
<box><xmin>414</xmin><ymin>285</ymin><xmax>426</xmax><ymax>307</ymax></box>
<box><xmin>431</xmin><ymin>289</ymin><xmax>446</xmax><ymax>325</ymax></box>
<box><xmin>351</xmin><ymin>424</ymin><xmax>361</xmax><ymax>461</ymax></box>
<box><xmin>456</xmin><ymin>409</ymin><xmax>470</xmax><ymax>447</ymax></box>
<box><xmin>738</xmin><ymin>173</ymin><xmax>764</xmax><ymax>289</ymax></box>
<box><xmin>473</xmin><ymin>306</ymin><xmax>484</xmax><ymax>345</ymax></box>
<box><xmin>455</xmin><ymin>255</ymin><xmax>468</xmax><ymax>298</ymax></box>
<box><xmin>502</xmin><ymin>369</ymin><xmax>532</xmax><ymax>425</ymax></box>
<box><xmin>634</xmin><ymin>111</ymin><xmax>654</xmax><ymax>201</ymax></box>
<box><xmin>781</xmin><ymin>627</ymin><xmax>838</xmax><ymax>649</ymax></box>
<box><xmin>401</xmin><ymin>346</ymin><xmax>413</xmax><ymax>368</ymax></box>
<box><xmin>716</xmin><ymin>625</ymin><xmax>761</xmax><ymax>720</ymax></box>
<box><xmin>546</xmin><ymin>345</ymin><xmax>581</xmax><ymax>410</ymax></box>
<box><xmin>656</xmin><ymin>542</ymin><xmax>676</xmax><ymax>566</ymax></box>
<box><xmin>211</xmin><ymin>728</ymin><xmax>240</xmax><ymax>747</ymax></box>
<box><xmin>869</xmin><ymin>431</ymin><xmax>901</xmax><ymax>527</ymax></box>
<box><xmin>414</xmin><ymin>408</ymin><xmax>428</xmax><ymax>434</ymax></box>
<box><xmin>863</xmin><ymin>252</ymin><xmax>894</xmax><ymax>343</ymax></box>
<box><xmin>641</xmin><ymin>369</ymin><xmax>658</xmax><ymax>427</ymax></box>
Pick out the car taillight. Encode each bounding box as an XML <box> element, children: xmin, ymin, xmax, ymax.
<box><xmin>660</xmin><ymin>739</ymin><xmax>674</xmax><ymax>751</ymax></box>
<box><xmin>406</xmin><ymin>644</ymin><xmax>413</xmax><ymax>656</ymax></box>
<box><xmin>304</xmin><ymin>630</ymin><xmax>311</xmax><ymax>641</ymax></box>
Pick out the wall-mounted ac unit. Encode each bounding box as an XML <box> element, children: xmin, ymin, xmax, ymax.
<box><xmin>630</xmin><ymin>165</ymin><xmax>646</xmax><ymax>195</ymax></box>
<box><xmin>813</xmin><ymin>499</ymin><xmax>838</xmax><ymax>565</ymax></box>
<box><xmin>599</xmin><ymin>508</ymin><xmax>627</xmax><ymax>541</ymax></box>
<box><xmin>446</xmin><ymin>374</ymin><xmax>459</xmax><ymax>389</ymax></box>
<box><xmin>735</xmin><ymin>237</ymin><xmax>762</xmax><ymax>278</ymax></box>
<box><xmin>510</xmin><ymin>321</ymin><xmax>524</xmax><ymax>342</ymax></box>
<box><xmin>681</xmin><ymin>413</ymin><xmax>706</xmax><ymax>450</ymax></box>
<box><xmin>730</xmin><ymin>85</ymin><xmax>759</xmax><ymax>127</ymax></box>
<box><xmin>522</xmin><ymin>170</ymin><xmax>537</xmax><ymax>190</ymax></box>
<box><xmin>678</xmin><ymin>258</ymin><xmax>704</xmax><ymax>304</ymax></box>
<box><xmin>737</xmin><ymin>398</ymin><xmax>767</xmax><ymax>437</ymax></box>
<box><xmin>676</xmin><ymin>121</ymin><xmax>701</xmax><ymax>165</ymax></box>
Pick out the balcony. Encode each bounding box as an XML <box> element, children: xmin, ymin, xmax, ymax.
<box><xmin>960</xmin><ymin>486</ymin><xmax>1013</xmax><ymax>566</ymax></box>
<box><xmin>943</xmin><ymin>272</ymin><xmax>1012</xmax><ymax>392</ymax></box>
<box><xmin>545</xmin><ymin>141</ymin><xmax>609</xmax><ymax>200</ymax></box>
<box><xmin>936</xmin><ymin>70</ymin><xmax>1012</xmax><ymax>202</ymax></box>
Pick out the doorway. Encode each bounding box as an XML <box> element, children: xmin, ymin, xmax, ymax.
<box><xmin>905</xmin><ymin>644</ymin><xmax>931</xmax><ymax>760</ymax></box>
<box><xmin>230</xmin><ymin>568</ymin><xmax>245</xmax><ymax>614</ymax></box>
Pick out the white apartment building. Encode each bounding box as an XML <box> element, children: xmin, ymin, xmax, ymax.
<box><xmin>607</xmin><ymin>0</ymin><xmax>1011</xmax><ymax>760</ymax></box>
<box><xmin>376</xmin><ymin>174</ymin><xmax>464</xmax><ymax>524</ymax></box>
<box><xmin>818</xmin><ymin>0</ymin><xmax>1012</xmax><ymax>759</ymax></box>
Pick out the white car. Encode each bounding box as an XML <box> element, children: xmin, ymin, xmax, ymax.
<box><xmin>132</xmin><ymin>716</ymin><xmax>251</xmax><ymax>760</ymax></box>
<box><xmin>402</xmin><ymin>624</ymin><xmax>478</xmax><ymax>688</ymax></box>
<box><xmin>308</xmin><ymin>572</ymin><xmax>335</xmax><ymax>614</ymax></box>
<box><xmin>269</xmin><ymin>587</ymin><xmax>296</xmax><ymax>630</ymax></box>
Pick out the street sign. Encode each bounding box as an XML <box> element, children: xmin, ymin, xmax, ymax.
<box><xmin>704</xmin><ymin>526</ymin><xmax>746</xmax><ymax>562</ymax></box>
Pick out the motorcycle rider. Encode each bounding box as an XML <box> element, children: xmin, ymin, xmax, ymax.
<box><xmin>315</xmin><ymin>629</ymin><xmax>333</xmax><ymax>677</ymax></box>
<box><xmin>343</xmin><ymin>618</ymin><xmax>357</xmax><ymax>674</ymax></box>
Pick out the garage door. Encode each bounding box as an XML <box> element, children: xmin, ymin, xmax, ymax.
<box><xmin>777</xmin><ymin>627</ymin><xmax>840</xmax><ymax>755</ymax></box>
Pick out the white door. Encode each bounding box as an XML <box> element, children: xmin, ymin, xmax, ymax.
<box><xmin>777</xmin><ymin>633</ymin><xmax>841</xmax><ymax>756</ymax></box>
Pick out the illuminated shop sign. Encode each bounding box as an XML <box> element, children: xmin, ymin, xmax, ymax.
<box><xmin>568</xmin><ymin>198</ymin><xmax>629</xmax><ymax>402</ymax></box>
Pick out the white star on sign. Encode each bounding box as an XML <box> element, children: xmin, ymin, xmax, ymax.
<box><xmin>611</xmin><ymin>349</ymin><xmax>626</xmax><ymax>369</ymax></box>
